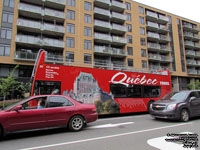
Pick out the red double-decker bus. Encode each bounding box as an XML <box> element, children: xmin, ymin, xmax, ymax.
<box><xmin>31</xmin><ymin>50</ymin><xmax>172</xmax><ymax>114</ymax></box>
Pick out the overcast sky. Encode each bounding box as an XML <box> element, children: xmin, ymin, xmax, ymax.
<box><xmin>132</xmin><ymin>0</ymin><xmax>200</xmax><ymax>23</ymax></box>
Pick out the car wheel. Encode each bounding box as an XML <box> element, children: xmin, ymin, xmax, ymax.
<box><xmin>180</xmin><ymin>109</ymin><xmax>189</xmax><ymax>122</ymax></box>
<box><xmin>0</xmin><ymin>125</ymin><xmax>3</xmax><ymax>138</ymax></box>
<box><xmin>147</xmin><ymin>100</ymin><xmax>154</xmax><ymax>112</ymax></box>
<box><xmin>68</xmin><ymin>115</ymin><xmax>84</xmax><ymax>131</ymax></box>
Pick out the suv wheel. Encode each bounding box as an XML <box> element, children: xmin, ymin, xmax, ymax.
<box><xmin>68</xmin><ymin>115</ymin><xmax>84</xmax><ymax>131</ymax></box>
<box><xmin>180</xmin><ymin>109</ymin><xmax>189</xmax><ymax>122</ymax></box>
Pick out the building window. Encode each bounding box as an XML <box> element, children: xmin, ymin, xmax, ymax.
<box><xmin>84</xmin><ymin>27</ymin><xmax>92</xmax><ymax>36</ymax></box>
<box><xmin>67</xmin><ymin>0</ymin><xmax>75</xmax><ymax>7</ymax></box>
<box><xmin>140</xmin><ymin>38</ymin><xmax>146</xmax><ymax>46</ymax></box>
<box><xmin>84</xmin><ymin>1</ymin><xmax>92</xmax><ymax>11</ymax></box>
<box><xmin>139</xmin><ymin>16</ymin><xmax>144</xmax><ymax>24</ymax></box>
<box><xmin>127</xmin><ymin>35</ymin><xmax>132</xmax><ymax>43</ymax></box>
<box><xmin>3</xmin><ymin>0</ymin><xmax>14</xmax><ymax>8</ymax></box>
<box><xmin>0</xmin><ymin>45</ymin><xmax>10</xmax><ymax>56</ymax></box>
<box><xmin>127</xmin><ymin>47</ymin><xmax>133</xmax><ymax>56</ymax></box>
<box><xmin>140</xmin><ymin>27</ymin><xmax>145</xmax><ymax>35</ymax></box>
<box><xmin>141</xmin><ymin>49</ymin><xmax>146</xmax><ymax>57</ymax></box>
<box><xmin>125</xmin><ymin>2</ymin><xmax>131</xmax><ymax>10</ymax></box>
<box><xmin>66</xmin><ymin>51</ymin><xmax>74</xmax><ymax>62</ymax></box>
<box><xmin>126</xmin><ymin>13</ymin><xmax>131</xmax><ymax>21</ymax></box>
<box><xmin>84</xmin><ymin>40</ymin><xmax>92</xmax><ymax>50</ymax></box>
<box><xmin>84</xmin><ymin>14</ymin><xmax>92</xmax><ymax>24</ymax></box>
<box><xmin>67</xmin><ymin>10</ymin><xmax>75</xmax><ymax>20</ymax></box>
<box><xmin>142</xmin><ymin>60</ymin><xmax>147</xmax><ymax>68</ymax></box>
<box><xmin>128</xmin><ymin>59</ymin><xmax>133</xmax><ymax>67</ymax></box>
<box><xmin>139</xmin><ymin>6</ymin><xmax>144</xmax><ymax>14</ymax></box>
<box><xmin>2</xmin><ymin>12</ymin><xmax>13</xmax><ymax>23</ymax></box>
<box><xmin>67</xmin><ymin>23</ymin><xmax>75</xmax><ymax>34</ymax></box>
<box><xmin>126</xmin><ymin>24</ymin><xmax>132</xmax><ymax>32</ymax></box>
<box><xmin>66</xmin><ymin>37</ymin><xmax>74</xmax><ymax>48</ymax></box>
<box><xmin>0</xmin><ymin>28</ymin><xmax>12</xmax><ymax>39</ymax></box>
<box><xmin>84</xmin><ymin>54</ymin><xmax>91</xmax><ymax>64</ymax></box>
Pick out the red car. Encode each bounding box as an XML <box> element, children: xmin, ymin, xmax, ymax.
<box><xmin>0</xmin><ymin>95</ymin><xmax>98</xmax><ymax>137</ymax></box>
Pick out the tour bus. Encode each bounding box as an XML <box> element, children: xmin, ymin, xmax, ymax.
<box><xmin>31</xmin><ymin>50</ymin><xmax>172</xmax><ymax>114</ymax></box>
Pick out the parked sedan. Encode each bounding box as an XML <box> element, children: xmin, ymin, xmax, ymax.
<box><xmin>0</xmin><ymin>95</ymin><xmax>98</xmax><ymax>137</ymax></box>
<box><xmin>149</xmin><ymin>90</ymin><xmax>200</xmax><ymax>122</ymax></box>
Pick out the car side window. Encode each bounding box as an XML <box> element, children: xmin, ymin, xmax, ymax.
<box><xmin>47</xmin><ymin>96</ymin><xmax>74</xmax><ymax>108</ymax></box>
<box><xmin>22</xmin><ymin>97</ymin><xmax>47</xmax><ymax>110</ymax></box>
<box><xmin>188</xmin><ymin>92</ymin><xmax>198</xmax><ymax>100</ymax></box>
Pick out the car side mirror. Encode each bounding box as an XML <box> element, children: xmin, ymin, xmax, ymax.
<box><xmin>190</xmin><ymin>97</ymin><xmax>196</xmax><ymax>101</ymax></box>
<box><xmin>13</xmin><ymin>105</ymin><xmax>22</xmax><ymax>111</ymax></box>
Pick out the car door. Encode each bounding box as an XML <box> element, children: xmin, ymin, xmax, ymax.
<box><xmin>6</xmin><ymin>97</ymin><xmax>47</xmax><ymax>131</ymax></box>
<box><xmin>45</xmin><ymin>96</ymin><xmax>75</xmax><ymax>127</ymax></box>
<box><xmin>189</xmin><ymin>92</ymin><xmax>200</xmax><ymax>116</ymax></box>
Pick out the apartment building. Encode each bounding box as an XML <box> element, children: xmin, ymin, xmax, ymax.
<box><xmin>0</xmin><ymin>0</ymin><xmax>200</xmax><ymax>91</ymax></box>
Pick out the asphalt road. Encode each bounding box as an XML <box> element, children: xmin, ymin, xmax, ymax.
<box><xmin>0</xmin><ymin>113</ymin><xmax>200</xmax><ymax>150</ymax></box>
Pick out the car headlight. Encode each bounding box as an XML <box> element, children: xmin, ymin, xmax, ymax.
<box><xmin>167</xmin><ymin>104</ymin><xmax>177</xmax><ymax>110</ymax></box>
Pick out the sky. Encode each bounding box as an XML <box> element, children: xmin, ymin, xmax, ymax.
<box><xmin>132</xmin><ymin>0</ymin><xmax>200</xmax><ymax>23</ymax></box>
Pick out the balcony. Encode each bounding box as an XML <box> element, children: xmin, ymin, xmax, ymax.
<box><xmin>183</xmin><ymin>23</ymin><xmax>193</xmax><ymax>31</ymax></box>
<box><xmin>192</xmin><ymin>26</ymin><xmax>200</xmax><ymax>33</ymax></box>
<box><xmin>146</xmin><ymin>11</ymin><xmax>158</xmax><ymax>21</ymax></box>
<box><xmin>94</xmin><ymin>33</ymin><xmax>112</xmax><ymax>44</ymax></box>
<box><xmin>17</xmin><ymin>19</ymin><xmax>41</xmax><ymax>32</ymax></box>
<box><xmin>111</xmin><ymin>23</ymin><xmax>126</xmax><ymax>34</ymax></box>
<box><xmin>94</xmin><ymin>46</ymin><xmax>111</xmax><ymax>55</ymax></box>
<box><xmin>46</xmin><ymin>54</ymin><xmax>64</xmax><ymax>64</ymax></box>
<box><xmin>15</xmin><ymin>35</ymin><xmax>64</xmax><ymax>48</ymax></box>
<box><xmin>160</xmin><ymin>45</ymin><xmax>171</xmax><ymax>53</ymax></box>
<box><xmin>42</xmin><ymin>23</ymin><xmax>65</xmax><ymax>35</ymax></box>
<box><xmin>94</xmin><ymin>0</ymin><xmax>110</xmax><ymax>9</ymax></box>
<box><xmin>184</xmin><ymin>32</ymin><xmax>193</xmax><ymax>40</ymax></box>
<box><xmin>15</xmin><ymin>35</ymin><xmax>42</xmax><ymax>46</ymax></box>
<box><xmin>111</xmin><ymin>48</ymin><xmax>127</xmax><ymax>57</ymax></box>
<box><xmin>158</xmin><ymin>14</ymin><xmax>168</xmax><ymax>24</ymax></box>
<box><xmin>111</xmin><ymin>12</ymin><xmax>126</xmax><ymax>23</ymax></box>
<box><xmin>159</xmin><ymin>35</ymin><xmax>170</xmax><ymax>43</ymax></box>
<box><xmin>195</xmin><ymin>52</ymin><xmax>200</xmax><ymax>58</ymax></box>
<box><xmin>185</xmin><ymin>50</ymin><xmax>195</xmax><ymax>57</ymax></box>
<box><xmin>148</xmin><ymin>54</ymin><xmax>161</xmax><ymax>61</ymax></box>
<box><xmin>14</xmin><ymin>51</ymin><xmax>37</xmax><ymax>61</ymax></box>
<box><xmin>110</xmin><ymin>0</ymin><xmax>126</xmax><ymax>13</ymax></box>
<box><xmin>193</xmin><ymin>34</ymin><xmax>200</xmax><ymax>42</ymax></box>
<box><xmin>184</xmin><ymin>41</ymin><xmax>194</xmax><ymax>48</ymax></box>
<box><xmin>158</xmin><ymin>25</ymin><xmax>169</xmax><ymax>34</ymax></box>
<box><xmin>147</xmin><ymin>32</ymin><xmax>159</xmax><ymax>41</ymax></box>
<box><xmin>186</xmin><ymin>60</ymin><xmax>197</xmax><ymax>66</ymax></box>
<box><xmin>160</xmin><ymin>56</ymin><xmax>172</xmax><ymax>63</ymax></box>
<box><xmin>112</xmin><ymin>36</ymin><xmax>127</xmax><ymax>46</ymax></box>
<box><xmin>44</xmin><ymin>0</ymin><xmax>66</xmax><ymax>10</ymax></box>
<box><xmin>43</xmin><ymin>38</ymin><xmax>64</xmax><ymax>49</ymax></box>
<box><xmin>18</xmin><ymin>3</ymin><xmax>42</xmax><ymax>18</ymax></box>
<box><xmin>187</xmin><ymin>69</ymin><xmax>198</xmax><ymax>75</ymax></box>
<box><xmin>44</xmin><ymin>8</ymin><xmax>65</xmax><ymax>22</ymax></box>
<box><xmin>194</xmin><ymin>43</ymin><xmax>200</xmax><ymax>50</ymax></box>
<box><xmin>94</xmin><ymin>7</ymin><xmax>110</xmax><ymax>20</ymax></box>
<box><xmin>94</xmin><ymin>20</ymin><xmax>111</xmax><ymax>32</ymax></box>
<box><xmin>146</xmin><ymin>21</ymin><xmax>159</xmax><ymax>32</ymax></box>
<box><xmin>147</xmin><ymin>42</ymin><xmax>160</xmax><ymax>52</ymax></box>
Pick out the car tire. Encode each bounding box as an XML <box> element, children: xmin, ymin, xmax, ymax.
<box><xmin>180</xmin><ymin>109</ymin><xmax>189</xmax><ymax>122</ymax></box>
<box><xmin>68</xmin><ymin>115</ymin><xmax>84</xmax><ymax>131</ymax></box>
<box><xmin>147</xmin><ymin>100</ymin><xmax>154</xmax><ymax>113</ymax></box>
<box><xmin>0</xmin><ymin>125</ymin><xmax>3</xmax><ymax>139</ymax></box>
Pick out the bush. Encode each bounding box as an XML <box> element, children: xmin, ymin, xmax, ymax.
<box><xmin>0</xmin><ymin>100</ymin><xmax>20</xmax><ymax>109</ymax></box>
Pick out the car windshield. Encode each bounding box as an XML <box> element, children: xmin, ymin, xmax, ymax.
<box><xmin>2</xmin><ymin>97</ymin><xmax>29</xmax><ymax>110</ymax></box>
<box><xmin>163</xmin><ymin>91</ymin><xmax>188</xmax><ymax>101</ymax></box>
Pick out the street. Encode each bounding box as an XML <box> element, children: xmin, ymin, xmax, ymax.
<box><xmin>0</xmin><ymin>113</ymin><xmax>199</xmax><ymax>150</ymax></box>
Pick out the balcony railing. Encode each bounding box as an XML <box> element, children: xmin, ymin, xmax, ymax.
<box><xmin>94</xmin><ymin>0</ymin><xmax>111</xmax><ymax>8</ymax></box>
<box><xmin>111</xmin><ymin>12</ymin><xmax>126</xmax><ymax>22</ymax></box>
<box><xmin>147</xmin><ymin>32</ymin><xmax>159</xmax><ymax>40</ymax></box>
<box><xmin>160</xmin><ymin>56</ymin><xmax>172</xmax><ymax>62</ymax></box>
<box><xmin>94</xmin><ymin>33</ymin><xmax>112</xmax><ymax>43</ymax></box>
<box><xmin>18</xmin><ymin>3</ymin><xmax>42</xmax><ymax>14</ymax></box>
<box><xmin>186</xmin><ymin>60</ymin><xmax>197</xmax><ymax>66</ymax></box>
<box><xmin>43</xmin><ymin>38</ymin><xmax>64</xmax><ymax>48</ymax></box>
<box><xmin>94</xmin><ymin>20</ymin><xmax>111</xmax><ymax>30</ymax></box>
<box><xmin>185</xmin><ymin>50</ymin><xmax>195</xmax><ymax>56</ymax></box>
<box><xmin>45</xmin><ymin>0</ymin><xmax>66</xmax><ymax>5</ymax></box>
<box><xmin>146</xmin><ymin>11</ymin><xmax>158</xmax><ymax>21</ymax></box>
<box><xmin>111</xmin><ymin>23</ymin><xmax>126</xmax><ymax>33</ymax></box>
<box><xmin>159</xmin><ymin>35</ymin><xmax>170</xmax><ymax>42</ymax></box>
<box><xmin>148</xmin><ymin>54</ymin><xmax>161</xmax><ymax>61</ymax></box>
<box><xmin>160</xmin><ymin>45</ymin><xmax>171</xmax><ymax>53</ymax></box>
<box><xmin>147</xmin><ymin>42</ymin><xmax>160</xmax><ymax>51</ymax></box>
<box><xmin>158</xmin><ymin>14</ymin><xmax>168</xmax><ymax>23</ymax></box>
<box><xmin>110</xmin><ymin>0</ymin><xmax>126</xmax><ymax>12</ymax></box>
<box><xmin>17</xmin><ymin>19</ymin><xmax>41</xmax><ymax>30</ymax></box>
<box><xmin>94</xmin><ymin>7</ymin><xmax>111</xmax><ymax>18</ymax></box>
<box><xmin>46</xmin><ymin>54</ymin><xmax>64</xmax><ymax>63</ymax></box>
<box><xmin>184</xmin><ymin>32</ymin><xmax>193</xmax><ymax>39</ymax></box>
<box><xmin>43</xmin><ymin>23</ymin><xmax>65</xmax><ymax>33</ymax></box>
<box><xmin>184</xmin><ymin>41</ymin><xmax>194</xmax><ymax>47</ymax></box>
<box><xmin>112</xmin><ymin>36</ymin><xmax>127</xmax><ymax>45</ymax></box>
<box><xmin>146</xmin><ymin>21</ymin><xmax>159</xmax><ymax>29</ymax></box>
<box><xmin>44</xmin><ymin>8</ymin><xmax>65</xmax><ymax>20</ymax></box>
<box><xmin>187</xmin><ymin>69</ymin><xmax>197</xmax><ymax>75</ymax></box>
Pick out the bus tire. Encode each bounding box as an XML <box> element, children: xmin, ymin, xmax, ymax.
<box><xmin>68</xmin><ymin>115</ymin><xmax>85</xmax><ymax>132</ymax></box>
<box><xmin>147</xmin><ymin>100</ymin><xmax>154</xmax><ymax>113</ymax></box>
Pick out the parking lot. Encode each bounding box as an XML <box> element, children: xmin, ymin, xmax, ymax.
<box><xmin>0</xmin><ymin>113</ymin><xmax>199</xmax><ymax>150</ymax></box>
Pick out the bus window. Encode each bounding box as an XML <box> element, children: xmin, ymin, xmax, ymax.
<box><xmin>127</xmin><ymin>85</ymin><xmax>142</xmax><ymax>98</ymax></box>
<box><xmin>110</xmin><ymin>84</ymin><xmax>126</xmax><ymax>98</ymax></box>
<box><xmin>143</xmin><ymin>86</ymin><xmax>161</xmax><ymax>98</ymax></box>
<box><xmin>34</xmin><ymin>81</ymin><xmax>61</xmax><ymax>95</ymax></box>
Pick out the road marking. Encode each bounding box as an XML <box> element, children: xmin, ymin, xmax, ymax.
<box><xmin>88</xmin><ymin>122</ymin><xmax>134</xmax><ymax>129</ymax></box>
<box><xmin>19</xmin><ymin>122</ymin><xmax>192</xmax><ymax>150</ymax></box>
<box><xmin>147</xmin><ymin>132</ymin><xmax>195</xmax><ymax>150</ymax></box>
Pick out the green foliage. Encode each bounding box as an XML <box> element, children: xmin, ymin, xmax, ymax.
<box><xmin>0</xmin><ymin>100</ymin><xmax>20</xmax><ymax>109</ymax></box>
<box><xmin>94</xmin><ymin>100</ymin><xmax>120</xmax><ymax>114</ymax></box>
<box><xmin>188</xmin><ymin>80</ymin><xmax>200</xmax><ymax>90</ymax></box>
<box><xmin>195</xmin><ymin>80</ymin><xmax>200</xmax><ymax>89</ymax></box>
<box><xmin>188</xmin><ymin>80</ymin><xmax>195</xmax><ymax>90</ymax></box>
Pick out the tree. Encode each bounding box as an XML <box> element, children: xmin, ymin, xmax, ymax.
<box><xmin>195</xmin><ymin>80</ymin><xmax>200</xmax><ymax>89</ymax></box>
<box><xmin>0</xmin><ymin>65</ymin><xmax>26</xmax><ymax>108</ymax></box>
<box><xmin>188</xmin><ymin>80</ymin><xmax>195</xmax><ymax>90</ymax></box>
